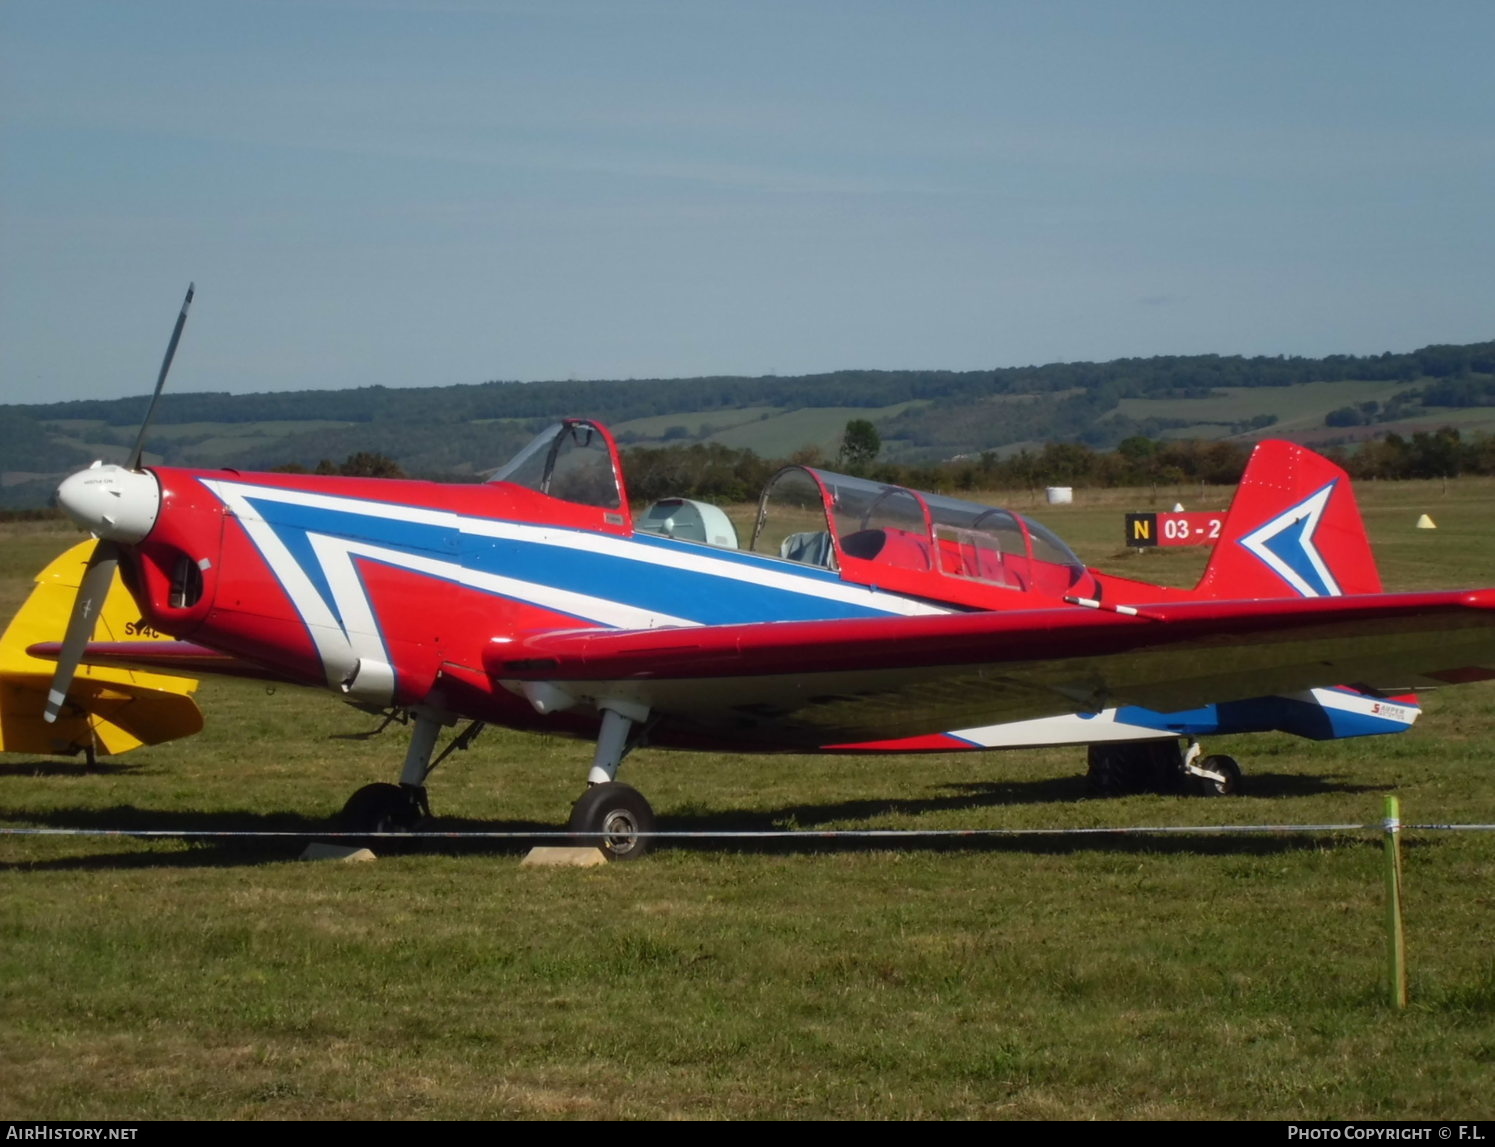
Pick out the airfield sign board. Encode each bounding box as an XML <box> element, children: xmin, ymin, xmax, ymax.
<box><xmin>1125</xmin><ymin>511</ymin><xmax>1227</xmax><ymax>548</ymax></box>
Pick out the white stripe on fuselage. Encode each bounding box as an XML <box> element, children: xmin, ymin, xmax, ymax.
<box><xmin>309</xmin><ymin>534</ymin><xmax>697</xmax><ymax>633</ymax></box>
<box><xmin>203</xmin><ymin>480</ymin><xmax>367</xmax><ymax>689</ymax></box>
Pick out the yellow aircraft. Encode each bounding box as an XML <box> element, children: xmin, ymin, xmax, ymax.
<box><xmin>0</xmin><ymin>540</ymin><xmax>202</xmax><ymax>762</ymax></box>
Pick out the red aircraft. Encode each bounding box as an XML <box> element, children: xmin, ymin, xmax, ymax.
<box><xmin>35</xmin><ymin>290</ymin><xmax>1495</xmax><ymax>856</ymax></box>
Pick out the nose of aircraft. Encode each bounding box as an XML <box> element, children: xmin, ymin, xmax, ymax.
<box><xmin>57</xmin><ymin>462</ymin><xmax>162</xmax><ymax>544</ymax></box>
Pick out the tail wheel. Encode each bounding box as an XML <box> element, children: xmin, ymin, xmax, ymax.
<box><xmin>569</xmin><ymin>781</ymin><xmax>656</xmax><ymax>861</ymax></box>
<box><xmin>1189</xmin><ymin>754</ymin><xmax>1243</xmax><ymax>797</ymax></box>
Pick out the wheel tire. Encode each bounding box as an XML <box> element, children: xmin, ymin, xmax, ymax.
<box><xmin>1189</xmin><ymin>754</ymin><xmax>1243</xmax><ymax>797</ymax></box>
<box><xmin>1087</xmin><ymin>742</ymin><xmax>1178</xmax><ymax>796</ymax></box>
<box><xmin>569</xmin><ymin>782</ymin><xmax>656</xmax><ymax>861</ymax></box>
<box><xmin>338</xmin><ymin>782</ymin><xmax>421</xmax><ymax>834</ymax></box>
<box><xmin>1087</xmin><ymin>744</ymin><xmax>1133</xmax><ymax>796</ymax></box>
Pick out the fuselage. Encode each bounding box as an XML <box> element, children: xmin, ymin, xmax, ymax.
<box><xmin>93</xmin><ymin>437</ymin><xmax>1413</xmax><ymax>753</ymax></box>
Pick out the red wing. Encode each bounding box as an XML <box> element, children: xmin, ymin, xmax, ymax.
<box><xmin>489</xmin><ymin>592</ymin><xmax>1495</xmax><ymax>746</ymax></box>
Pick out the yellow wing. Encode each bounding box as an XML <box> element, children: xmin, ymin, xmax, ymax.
<box><xmin>0</xmin><ymin>540</ymin><xmax>202</xmax><ymax>757</ymax></box>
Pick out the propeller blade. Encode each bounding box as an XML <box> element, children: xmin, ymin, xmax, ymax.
<box><xmin>42</xmin><ymin>540</ymin><xmax>121</xmax><ymax>724</ymax></box>
<box><xmin>125</xmin><ymin>282</ymin><xmax>195</xmax><ymax>471</ymax></box>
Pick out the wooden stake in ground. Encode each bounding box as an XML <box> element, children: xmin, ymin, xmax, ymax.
<box><xmin>1384</xmin><ymin>795</ymin><xmax>1408</xmax><ymax>1009</ymax></box>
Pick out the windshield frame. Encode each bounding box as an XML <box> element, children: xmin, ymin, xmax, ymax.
<box><xmin>485</xmin><ymin>419</ymin><xmax>630</xmax><ymax>514</ymax></box>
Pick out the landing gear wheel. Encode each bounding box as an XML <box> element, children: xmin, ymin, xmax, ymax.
<box><xmin>1087</xmin><ymin>744</ymin><xmax>1137</xmax><ymax>796</ymax></box>
<box><xmin>338</xmin><ymin>782</ymin><xmax>424</xmax><ymax>834</ymax></box>
<box><xmin>1189</xmin><ymin>754</ymin><xmax>1242</xmax><ymax>797</ymax></box>
<box><xmin>569</xmin><ymin>782</ymin><xmax>656</xmax><ymax>861</ymax></box>
<box><xmin>1087</xmin><ymin>742</ymin><xmax>1179</xmax><ymax>796</ymax></box>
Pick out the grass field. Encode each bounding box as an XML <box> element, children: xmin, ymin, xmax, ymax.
<box><xmin>2</xmin><ymin>479</ymin><xmax>1494</xmax><ymax>1120</ymax></box>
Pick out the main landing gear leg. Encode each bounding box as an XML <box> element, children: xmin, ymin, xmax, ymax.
<box><xmin>570</xmin><ymin>701</ymin><xmax>656</xmax><ymax>860</ymax></box>
<box><xmin>338</xmin><ymin>706</ymin><xmax>471</xmax><ymax>834</ymax></box>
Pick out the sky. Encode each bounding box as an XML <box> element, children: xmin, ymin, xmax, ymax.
<box><xmin>2</xmin><ymin>0</ymin><xmax>1493</xmax><ymax>405</ymax></box>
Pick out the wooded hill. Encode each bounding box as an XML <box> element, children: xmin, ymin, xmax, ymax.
<box><xmin>2</xmin><ymin>339</ymin><xmax>1492</xmax><ymax>508</ymax></box>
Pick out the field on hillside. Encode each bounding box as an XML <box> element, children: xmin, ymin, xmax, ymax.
<box><xmin>1112</xmin><ymin>379</ymin><xmax>1413</xmax><ymax>433</ymax></box>
<box><xmin>30</xmin><ymin>419</ymin><xmax>366</xmax><ymax>475</ymax></box>
<box><xmin>611</xmin><ymin>401</ymin><xmax>931</xmax><ymax>458</ymax></box>
<box><xmin>2</xmin><ymin>480</ymin><xmax>1494</xmax><ymax>1121</ymax></box>
<box><xmin>1111</xmin><ymin>380</ymin><xmax>1495</xmax><ymax>448</ymax></box>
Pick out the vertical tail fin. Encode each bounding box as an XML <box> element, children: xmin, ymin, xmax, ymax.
<box><xmin>1194</xmin><ymin>440</ymin><xmax>1381</xmax><ymax>600</ymax></box>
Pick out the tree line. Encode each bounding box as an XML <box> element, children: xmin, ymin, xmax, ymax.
<box><xmin>11</xmin><ymin>340</ymin><xmax>1492</xmax><ymax>433</ymax></box>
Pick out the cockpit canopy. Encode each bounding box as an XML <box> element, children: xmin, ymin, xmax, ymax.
<box><xmin>487</xmin><ymin>420</ymin><xmax>625</xmax><ymax>510</ymax></box>
<box><xmin>751</xmin><ymin>465</ymin><xmax>1090</xmax><ymax>598</ymax></box>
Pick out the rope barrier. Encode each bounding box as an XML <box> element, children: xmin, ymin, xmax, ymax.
<box><xmin>2</xmin><ymin>822</ymin><xmax>1493</xmax><ymax>840</ymax></box>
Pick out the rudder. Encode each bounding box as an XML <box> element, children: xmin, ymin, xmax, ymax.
<box><xmin>1194</xmin><ymin>440</ymin><xmax>1381</xmax><ymax>600</ymax></box>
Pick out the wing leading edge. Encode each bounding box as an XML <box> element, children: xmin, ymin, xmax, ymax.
<box><xmin>489</xmin><ymin>591</ymin><xmax>1495</xmax><ymax>746</ymax></box>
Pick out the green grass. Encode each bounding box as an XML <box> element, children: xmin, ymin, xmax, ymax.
<box><xmin>3</xmin><ymin>479</ymin><xmax>1495</xmax><ymax>1120</ymax></box>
